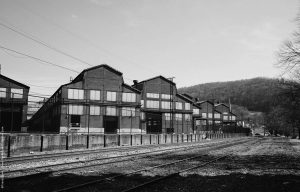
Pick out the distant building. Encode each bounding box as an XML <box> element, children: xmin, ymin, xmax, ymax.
<box><xmin>0</xmin><ymin>74</ymin><xmax>29</xmax><ymax>132</ymax></box>
<box><xmin>29</xmin><ymin>65</ymin><xmax>141</xmax><ymax>134</ymax></box>
<box><xmin>215</xmin><ymin>103</ymin><xmax>237</xmax><ymax>126</ymax></box>
<box><xmin>132</xmin><ymin>76</ymin><xmax>193</xmax><ymax>134</ymax></box>
<box><xmin>196</xmin><ymin>100</ymin><xmax>216</xmax><ymax>132</ymax></box>
<box><xmin>27</xmin><ymin>100</ymin><xmax>44</xmax><ymax>120</ymax></box>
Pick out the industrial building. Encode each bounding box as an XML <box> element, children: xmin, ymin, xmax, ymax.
<box><xmin>132</xmin><ymin>76</ymin><xmax>194</xmax><ymax>134</ymax></box>
<box><xmin>0</xmin><ymin>74</ymin><xmax>29</xmax><ymax>132</ymax></box>
<box><xmin>29</xmin><ymin>64</ymin><xmax>142</xmax><ymax>134</ymax></box>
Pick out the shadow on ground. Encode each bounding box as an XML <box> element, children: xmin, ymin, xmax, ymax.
<box><xmin>4</xmin><ymin>172</ymin><xmax>300</xmax><ymax>192</ymax></box>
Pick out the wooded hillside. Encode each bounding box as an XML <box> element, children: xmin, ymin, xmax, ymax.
<box><xmin>178</xmin><ymin>77</ymin><xmax>281</xmax><ymax>113</ymax></box>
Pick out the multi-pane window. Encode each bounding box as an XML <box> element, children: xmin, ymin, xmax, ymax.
<box><xmin>202</xmin><ymin>113</ymin><xmax>207</xmax><ymax>118</ymax></box>
<box><xmin>164</xmin><ymin>113</ymin><xmax>173</xmax><ymax>120</ymax></box>
<box><xmin>68</xmin><ymin>89</ymin><xmax>84</xmax><ymax>99</ymax></box>
<box><xmin>161</xmin><ymin>101</ymin><xmax>172</xmax><ymax>109</ymax></box>
<box><xmin>195</xmin><ymin>120</ymin><xmax>201</xmax><ymax>126</ymax></box>
<box><xmin>140</xmin><ymin>112</ymin><xmax>145</xmax><ymax>120</ymax></box>
<box><xmin>122</xmin><ymin>107</ymin><xmax>135</xmax><ymax>116</ymax></box>
<box><xmin>146</xmin><ymin>100</ymin><xmax>159</xmax><ymax>108</ymax></box>
<box><xmin>161</xmin><ymin>94</ymin><xmax>172</xmax><ymax>99</ymax></box>
<box><xmin>68</xmin><ymin>105</ymin><xmax>83</xmax><ymax>115</ymax></box>
<box><xmin>185</xmin><ymin>114</ymin><xmax>192</xmax><ymax>121</ymax></box>
<box><xmin>215</xmin><ymin>113</ymin><xmax>221</xmax><ymax>119</ymax></box>
<box><xmin>122</xmin><ymin>93</ymin><xmax>136</xmax><ymax>102</ymax></box>
<box><xmin>175</xmin><ymin>102</ymin><xmax>182</xmax><ymax>109</ymax></box>
<box><xmin>107</xmin><ymin>91</ymin><xmax>117</xmax><ymax>101</ymax></box>
<box><xmin>185</xmin><ymin>103</ymin><xmax>191</xmax><ymax>110</ymax></box>
<box><xmin>208</xmin><ymin>113</ymin><xmax>213</xmax><ymax>118</ymax></box>
<box><xmin>232</xmin><ymin>116</ymin><xmax>236</xmax><ymax>120</ymax></box>
<box><xmin>141</xmin><ymin>100</ymin><xmax>144</xmax><ymax>108</ymax></box>
<box><xmin>175</xmin><ymin>113</ymin><xmax>182</xmax><ymax>121</ymax></box>
<box><xmin>0</xmin><ymin>88</ymin><xmax>6</xmax><ymax>98</ymax></box>
<box><xmin>223</xmin><ymin>116</ymin><xmax>229</xmax><ymax>120</ymax></box>
<box><xmin>11</xmin><ymin>88</ymin><xmax>23</xmax><ymax>99</ymax></box>
<box><xmin>146</xmin><ymin>93</ymin><xmax>159</xmax><ymax>98</ymax></box>
<box><xmin>90</xmin><ymin>105</ymin><xmax>101</xmax><ymax>115</ymax></box>
<box><xmin>193</xmin><ymin>109</ymin><xmax>200</xmax><ymax>115</ymax></box>
<box><xmin>106</xmin><ymin>106</ymin><xmax>117</xmax><ymax>116</ymax></box>
<box><xmin>90</xmin><ymin>90</ymin><xmax>100</xmax><ymax>100</ymax></box>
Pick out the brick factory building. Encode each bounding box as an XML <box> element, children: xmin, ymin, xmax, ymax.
<box><xmin>0</xmin><ymin>74</ymin><xmax>29</xmax><ymax>132</ymax></box>
<box><xmin>29</xmin><ymin>65</ymin><xmax>142</xmax><ymax>134</ymax></box>
<box><xmin>132</xmin><ymin>76</ymin><xmax>193</xmax><ymax>134</ymax></box>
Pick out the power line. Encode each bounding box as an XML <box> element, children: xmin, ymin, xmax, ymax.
<box><xmin>14</xmin><ymin>3</ymin><xmax>158</xmax><ymax>75</ymax></box>
<box><xmin>0</xmin><ymin>21</ymin><xmax>94</xmax><ymax>67</ymax></box>
<box><xmin>0</xmin><ymin>45</ymin><xmax>80</xmax><ymax>73</ymax></box>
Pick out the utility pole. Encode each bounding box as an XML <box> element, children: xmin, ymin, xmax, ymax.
<box><xmin>168</xmin><ymin>77</ymin><xmax>175</xmax><ymax>134</ymax></box>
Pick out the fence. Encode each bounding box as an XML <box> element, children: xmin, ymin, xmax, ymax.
<box><xmin>0</xmin><ymin>132</ymin><xmax>248</xmax><ymax>157</ymax></box>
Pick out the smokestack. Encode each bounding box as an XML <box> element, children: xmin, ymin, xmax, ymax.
<box><xmin>133</xmin><ymin>80</ymin><xmax>138</xmax><ymax>85</ymax></box>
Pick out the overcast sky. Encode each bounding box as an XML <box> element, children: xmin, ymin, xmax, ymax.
<box><xmin>0</xmin><ymin>0</ymin><xmax>299</xmax><ymax>99</ymax></box>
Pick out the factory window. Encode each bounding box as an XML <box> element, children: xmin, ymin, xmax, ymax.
<box><xmin>122</xmin><ymin>92</ymin><xmax>136</xmax><ymax>102</ymax></box>
<box><xmin>90</xmin><ymin>105</ymin><xmax>101</xmax><ymax>115</ymax></box>
<box><xmin>122</xmin><ymin>107</ymin><xmax>135</xmax><ymax>116</ymax></box>
<box><xmin>141</xmin><ymin>100</ymin><xmax>144</xmax><ymax>108</ymax></box>
<box><xmin>161</xmin><ymin>94</ymin><xmax>172</xmax><ymax>99</ymax></box>
<box><xmin>107</xmin><ymin>91</ymin><xmax>117</xmax><ymax>101</ymax></box>
<box><xmin>161</xmin><ymin>101</ymin><xmax>172</xmax><ymax>109</ymax></box>
<box><xmin>193</xmin><ymin>109</ymin><xmax>200</xmax><ymax>115</ymax></box>
<box><xmin>146</xmin><ymin>100</ymin><xmax>159</xmax><ymax>109</ymax></box>
<box><xmin>70</xmin><ymin>115</ymin><xmax>81</xmax><ymax>127</ymax></box>
<box><xmin>90</xmin><ymin>90</ymin><xmax>101</xmax><ymax>100</ymax></box>
<box><xmin>106</xmin><ymin>106</ymin><xmax>117</xmax><ymax>116</ymax></box>
<box><xmin>202</xmin><ymin>113</ymin><xmax>207</xmax><ymax>118</ymax></box>
<box><xmin>215</xmin><ymin>113</ymin><xmax>221</xmax><ymax>118</ymax></box>
<box><xmin>185</xmin><ymin>103</ymin><xmax>191</xmax><ymax>110</ymax></box>
<box><xmin>140</xmin><ymin>112</ymin><xmax>145</xmax><ymax>120</ymax></box>
<box><xmin>175</xmin><ymin>114</ymin><xmax>182</xmax><ymax>121</ymax></box>
<box><xmin>146</xmin><ymin>93</ymin><xmax>159</xmax><ymax>99</ymax></box>
<box><xmin>185</xmin><ymin>114</ymin><xmax>192</xmax><ymax>121</ymax></box>
<box><xmin>164</xmin><ymin>113</ymin><xmax>173</xmax><ymax>120</ymax></box>
<box><xmin>175</xmin><ymin>102</ymin><xmax>182</xmax><ymax>110</ymax></box>
<box><xmin>0</xmin><ymin>88</ymin><xmax>6</xmax><ymax>98</ymax></box>
<box><xmin>11</xmin><ymin>88</ymin><xmax>23</xmax><ymax>99</ymax></box>
<box><xmin>68</xmin><ymin>89</ymin><xmax>84</xmax><ymax>100</ymax></box>
<box><xmin>68</xmin><ymin>105</ymin><xmax>83</xmax><ymax>115</ymax></box>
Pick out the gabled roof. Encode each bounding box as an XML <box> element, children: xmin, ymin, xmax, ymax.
<box><xmin>214</xmin><ymin>109</ymin><xmax>222</xmax><ymax>114</ymax></box>
<box><xmin>135</xmin><ymin>75</ymin><xmax>176</xmax><ymax>86</ymax></box>
<box><xmin>0</xmin><ymin>74</ymin><xmax>30</xmax><ymax>89</ymax></box>
<box><xmin>123</xmin><ymin>83</ymin><xmax>141</xmax><ymax>94</ymax></box>
<box><xmin>176</xmin><ymin>93</ymin><xmax>194</xmax><ymax>103</ymax></box>
<box><xmin>196</xmin><ymin>100</ymin><xmax>214</xmax><ymax>105</ymax></box>
<box><xmin>182</xmin><ymin>93</ymin><xmax>195</xmax><ymax>100</ymax></box>
<box><xmin>215</xmin><ymin>103</ymin><xmax>229</xmax><ymax>108</ymax></box>
<box><xmin>73</xmin><ymin>64</ymin><xmax>123</xmax><ymax>82</ymax></box>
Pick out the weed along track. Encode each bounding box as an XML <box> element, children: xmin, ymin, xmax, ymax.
<box><xmin>34</xmin><ymin>139</ymin><xmax>253</xmax><ymax>191</ymax></box>
<box><xmin>5</xmin><ymin>138</ymin><xmax>249</xmax><ymax>179</ymax></box>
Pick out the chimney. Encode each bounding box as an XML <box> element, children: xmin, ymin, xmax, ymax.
<box><xmin>133</xmin><ymin>80</ymin><xmax>138</xmax><ymax>85</ymax></box>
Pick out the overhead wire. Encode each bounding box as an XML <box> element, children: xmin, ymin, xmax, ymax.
<box><xmin>0</xmin><ymin>20</ymin><xmax>94</xmax><ymax>67</ymax></box>
<box><xmin>0</xmin><ymin>45</ymin><xmax>80</xmax><ymax>73</ymax></box>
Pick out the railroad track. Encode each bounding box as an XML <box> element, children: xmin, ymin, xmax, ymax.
<box><xmin>50</xmin><ymin>138</ymin><xmax>255</xmax><ymax>192</ymax></box>
<box><xmin>5</xmin><ymin>138</ymin><xmax>248</xmax><ymax>179</ymax></box>
<box><xmin>4</xmin><ymin>142</ymin><xmax>179</xmax><ymax>164</ymax></box>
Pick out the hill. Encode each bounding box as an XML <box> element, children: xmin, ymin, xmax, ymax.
<box><xmin>178</xmin><ymin>77</ymin><xmax>281</xmax><ymax>113</ymax></box>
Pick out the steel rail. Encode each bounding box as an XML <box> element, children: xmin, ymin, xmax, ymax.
<box><xmin>5</xmin><ymin>139</ymin><xmax>243</xmax><ymax>177</ymax></box>
<box><xmin>52</xmin><ymin>138</ymin><xmax>253</xmax><ymax>192</ymax></box>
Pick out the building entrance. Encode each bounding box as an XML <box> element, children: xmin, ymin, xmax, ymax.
<box><xmin>103</xmin><ymin>116</ymin><xmax>118</xmax><ymax>134</ymax></box>
<box><xmin>146</xmin><ymin>112</ymin><xmax>162</xmax><ymax>134</ymax></box>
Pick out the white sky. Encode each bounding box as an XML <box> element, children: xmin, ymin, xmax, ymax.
<box><xmin>0</xmin><ymin>0</ymin><xmax>298</xmax><ymax>99</ymax></box>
